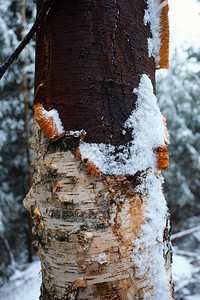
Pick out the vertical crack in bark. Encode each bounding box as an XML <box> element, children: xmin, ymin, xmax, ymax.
<box><xmin>107</xmin><ymin>0</ymin><xmax>120</xmax><ymax>145</ymax></box>
<box><xmin>100</xmin><ymin>94</ymin><xmax>106</xmax><ymax>144</ymax></box>
<box><xmin>120</xmin><ymin>65</ymin><xmax>129</xmax><ymax>120</ymax></box>
<box><xmin>112</xmin><ymin>0</ymin><xmax>120</xmax><ymax>66</ymax></box>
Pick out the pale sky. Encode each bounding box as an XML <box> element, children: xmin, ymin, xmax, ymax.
<box><xmin>169</xmin><ymin>0</ymin><xmax>200</xmax><ymax>51</ymax></box>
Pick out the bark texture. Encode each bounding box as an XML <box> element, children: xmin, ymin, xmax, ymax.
<box><xmin>34</xmin><ymin>0</ymin><xmax>155</xmax><ymax>146</ymax></box>
<box><xmin>34</xmin><ymin>133</ymin><xmax>143</xmax><ymax>299</ymax></box>
<box><xmin>24</xmin><ymin>0</ymin><xmax>173</xmax><ymax>299</ymax></box>
<box><xmin>26</xmin><ymin>125</ymin><xmax>172</xmax><ymax>299</ymax></box>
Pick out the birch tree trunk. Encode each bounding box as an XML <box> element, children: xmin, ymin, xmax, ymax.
<box><xmin>24</xmin><ymin>0</ymin><xmax>173</xmax><ymax>299</ymax></box>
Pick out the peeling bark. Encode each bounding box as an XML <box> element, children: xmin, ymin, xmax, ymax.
<box><xmin>28</xmin><ymin>122</ymin><xmax>173</xmax><ymax>299</ymax></box>
<box><xmin>33</xmin><ymin>126</ymin><xmax>145</xmax><ymax>299</ymax></box>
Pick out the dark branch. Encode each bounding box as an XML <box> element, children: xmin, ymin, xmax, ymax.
<box><xmin>0</xmin><ymin>0</ymin><xmax>55</xmax><ymax>80</ymax></box>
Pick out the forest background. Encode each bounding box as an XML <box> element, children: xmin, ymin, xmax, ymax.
<box><xmin>0</xmin><ymin>0</ymin><xmax>200</xmax><ymax>299</ymax></box>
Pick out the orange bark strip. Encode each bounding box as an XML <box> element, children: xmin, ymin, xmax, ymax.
<box><xmin>86</xmin><ymin>161</ymin><xmax>102</xmax><ymax>176</ymax></box>
<box><xmin>39</xmin><ymin>221</ymin><xmax>45</xmax><ymax>229</ymax></box>
<box><xmin>156</xmin><ymin>145</ymin><xmax>169</xmax><ymax>170</ymax></box>
<box><xmin>52</xmin><ymin>181</ymin><xmax>60</xmax><ymax>193</ymax></box>
<box><xmin>74</xmin><ymin>148</ymin><xmax>81</xmax><ymax>158</ymax></box>
<box><xmin>74</xmin><ymin>147</ymin><xmax>102</xmax><ymax>176</ymax></box>
<box><xmin>158</xmin><ymin>0</ymin><xmax>169</xmax><ymax>69</ymax></box>
<box><xmin>33</xmin><ymin>82</ymin><xmax>45</xmax><ymax>103</ymax></box>
<box><xmin>68</xmin><ymin>277</ymin><xmax>87</xmax><ymax>293</ymax></box>
<box><xmin>34</xmin><ymin>205</ymin><xmax>42</xmax><ymax>217</ymax></box>
<box><xmin>34</xmin><ymin>103</ymin><xmax>64</xmax><ymax>141</ymax></box>
<box><xmin>33</xmin><ymin>205</ymin><xmax>45</xmax><ymax>229</ymax></box>
<box><xmin>168</xmin><ymin>282</ymin><xmax>175</xmax><ymax>300</ymax></box>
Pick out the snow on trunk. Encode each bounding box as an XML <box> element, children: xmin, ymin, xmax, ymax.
<box><xmin>79</xmin><ymin>74</ymin><xmax>167</xmax><ymax>175</ymax></box>
<box><xmin>132</xmin><ymin>171</ymin><xmax>171</xmax><ymax>300</ymax></box>
<box><xmin>144</xmin><ymin>0</ymin><xmax>169</xmax><ymax>68</ymax></box>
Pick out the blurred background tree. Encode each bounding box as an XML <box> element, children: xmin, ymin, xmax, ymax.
<box><xmin>0</xmin><ymin>0</ymin><xmax>35</xmax><ymax>281</ymax></box>
<box><xmin>157</xmin><ymin>50</ymin><xmax>200</xmax><ymax>227</ymax></box>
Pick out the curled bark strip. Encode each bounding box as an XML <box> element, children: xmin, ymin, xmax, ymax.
<box><xmin>86</xmin><ymin>161</ymin><xmax>102</xmax><ymax>176</ymax></box>
<box><xmin>34</xmin><ymin>205</ymin><xmax>42</xmax><ymax>217</ymax></box>
<box><xmin>34</xmin><ymin>103</ymin><xmax>65</xmax><ymax>141</ymax></box>
<box><xmin>64</xmin><ymin>277</ymin><xmax>87</xmax><ymax>300</ymax></box>
<box><xmin>75</xmin><ymin>147</ymin><xmax>102</xmax><ymax>176</ymax></box>
<box><xmin>33</xmin><ymin>205</ymin><xmax>45</xmax><ymax>229</ymax></box>
<box><xmin>158</xmin><ymin>0</ymin><xmax>170</xmax><ymax>69</ymax></box>
<box><xmin>33</xmin><ymin>82</ymin><xmax>45</xmax><ymax>104</ymax></box>
<box><xmin>156</xmin><ymin>145</ymin><xmax>169</xmax><ymax>170</ymax></box>
<box><xmin>68</xmin><ymin>277</ymin><xmax>87</xmax><ymax>293</ymax></box>
<box><xmin>23</xmin><ymin>186</ymin><xmax>36</xmax><ymax>213</ymax></box>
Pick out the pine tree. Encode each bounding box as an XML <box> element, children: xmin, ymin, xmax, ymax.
<box><xmin>0</xmin><ymin>0</ymin><xmax>35</xmax><ymax>270</ymax></box>
<box><xmin>157</xmin><ymin>51</ymin><xmax>200</xmax><ymax>222</ymax></box>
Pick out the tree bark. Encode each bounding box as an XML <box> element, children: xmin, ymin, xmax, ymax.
<box><xmin>34</xmin><ymin>0</ymin><xmax>155</xmax><ymax>145</ymax></box>
<box><xmin>24</xmin><ymin>0</ymin><xmax>173</xmax><ymax>299</ymax></box>
<box><xmin>26</xmin><ymin>131</ymin><xmax>172</xmax><ymax>299</ymax></box>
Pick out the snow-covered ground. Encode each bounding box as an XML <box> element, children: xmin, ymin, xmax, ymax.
<box><xmin>0</xmin><ymin>250</ymin><xmax>200</xmax><ymax>300</ymax></box>
<box><xmin>173</xmin><ymin>250</ymin><xmax>200</xmax><ymax>300</ymax></box>
<box><xmin>0</xmin><ymin>260</ymin><xmax>41</xmax><ymax>300</ymax></box>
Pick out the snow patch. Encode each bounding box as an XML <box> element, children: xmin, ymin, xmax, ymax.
<box><xmin>94</xmin><ymin>253</ymin><xmax>108</xmax><ymax>265</ymax></box>
<box><xmin>172</xmin><ymin>253</ymin><xmax>193</xmax><ymax>283</ymax></box>
<box><xmin>79</xmin><ymin>74</ymin><xmax>167</xmax><ymax>175</ymax></box>
<box><xmin>65</xmin><ymin>130</ymin><xmax>86</xmax><ymax>137</ymax></box>
<box><xmin>186</xmin><ymin>295</ymin><xmax>200</xmax><ymax>300</ymax></box>
<box><xmin>132</xmin><ymin>171</ymin><xmax>171</xmax><ymax>300</ymax></box>
<box><xmin>45</xmin><ymin>109</ymin><xmax>65</xmax><ymax>136</ymax></box>
<box><xmin>144</xmin><ymin>0</ymin><xmax>168</xmax><ymax>67</ymax></box>
<box><xmin>85</xmin><ymin>231</ymin><xmax>94</xmax><ymax>239</ymax></box>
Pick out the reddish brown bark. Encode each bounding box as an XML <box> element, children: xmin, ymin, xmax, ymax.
<box><xmin>34</xmin><ymin>0</ymin><xmax>155</xmax><ymax>145</ymax></box>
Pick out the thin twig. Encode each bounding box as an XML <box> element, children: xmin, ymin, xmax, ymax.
<box><xmin>171</xmin><ymin>225</ymin><xmax>200</xmax><ymax>241</ymax></box>
<box><xmin>0</xmin><ymin>0</ymin><xmax>55</xmax><ymax>80</ymax></box>
<box><xmin>174</xmin><ymin>248</ymin><xmax>199</xmax><ymax>258</ymax></box>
